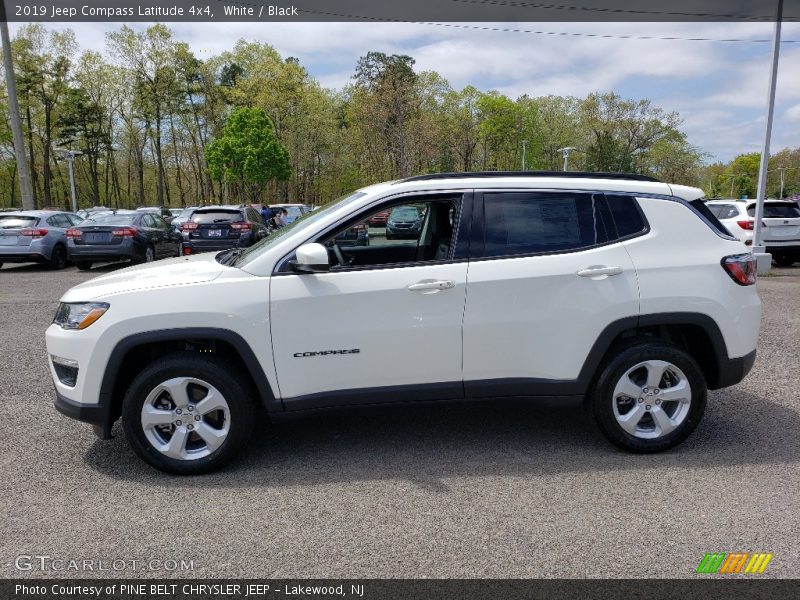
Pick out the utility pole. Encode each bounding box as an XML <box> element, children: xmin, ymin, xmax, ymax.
<box><xmin>557</xmin><ymin>147</ymin><xmax>577</xmax><ymax>172</ymax></box>
<box><xmin>752</xmin><ymin>0</ymin><xmax>783</xmax><ymax>274</ymax></box>
<box><xmin>1</xmin><ymin>17</ymin><xmax>34</xmax><ymax>209</ymax></box>
<box><xmin>521</xmin><ymin>140</ymin><xmax>528</xmax><ymax>171</ymax></box>
<box><xmin>61</xmin><ymin>150</ymin><xmax>83</xmax><ymax>213</ymax></box>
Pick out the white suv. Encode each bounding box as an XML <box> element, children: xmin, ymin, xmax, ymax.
<box><xmin>706</xmin><ymin>198</ymin><xmax>800</xmax><ymax>266</ymax></box>
<box><xmin>46</xmin><ymin>172</ymin><xmax>762</xmax><ymax>474</ymax></box>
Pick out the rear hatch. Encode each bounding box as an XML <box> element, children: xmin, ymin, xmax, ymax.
<box><xmin>185</xmin><ymin>209</ymin><xmax>246</xmax><ymax>242</ymax></box>
<box><xmin>0</xmin><ymin>215</ymin><xmax>40</xmax><ymax>247</ymax></box>
<box><xmin>748</xmin><ymin>202</ymin><xmax>800</xmax><ymax>242</ymax></box>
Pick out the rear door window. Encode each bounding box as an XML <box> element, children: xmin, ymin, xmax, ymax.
<box><xmin>482</xmin><ymin>192</ymin><xmax>608</xmax><ymax>258</ymax></box>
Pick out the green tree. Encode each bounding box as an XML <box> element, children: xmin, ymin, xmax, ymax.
<box><xmin>205</xmin><ymin>107</ymin><xmax>291</xmax><ymax>203</ymax></box>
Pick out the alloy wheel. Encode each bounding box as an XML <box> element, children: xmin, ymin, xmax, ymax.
<box><xmin>611</xmin><ymin>360</ymin><xmax>692</xmax><ymax>439</ymax></box>
<box><xmin>140</xmin><ymin>377</ymin><xmax>231</xmax><ymax>461</ymax></box>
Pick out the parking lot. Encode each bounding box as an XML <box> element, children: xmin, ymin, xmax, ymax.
<box><xmin>1</xmin><ymin>261</ymin><xmax>799</xmax><ymax>579</ymax></box>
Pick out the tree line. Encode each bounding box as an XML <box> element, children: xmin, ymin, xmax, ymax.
<box><xmin>2</xmin><ymin>23</ymin><xmax>790</xmax><ymax>211</ymax></box>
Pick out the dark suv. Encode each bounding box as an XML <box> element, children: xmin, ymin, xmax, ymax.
<box><xmin>180</xmin><ymin>206</ymin><xmax>270</xmax><ymax>254</ymax></box>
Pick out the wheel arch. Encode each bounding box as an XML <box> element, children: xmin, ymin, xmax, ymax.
<box><xmin>99</xmin><ymin>328</ymin><xmax>279</xmax><ymax>438</ymax></box>
<box><xmin>580</xmin><ymin>313</ymin><xmax>732</xmax><ymax>393</ymax></box>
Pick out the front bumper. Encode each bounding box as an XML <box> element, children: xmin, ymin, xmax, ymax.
<box><xmin>54</xmin><ymin>388</ymin><xmax>113</xmax><ymax>439</ymax></box>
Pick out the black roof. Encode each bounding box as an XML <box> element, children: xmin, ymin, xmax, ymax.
<box><xmin>396</xmin><ymin>171</ymin><xmax>659</xmax><ymax>184</ymax></box>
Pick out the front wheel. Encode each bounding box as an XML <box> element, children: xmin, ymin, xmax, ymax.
<box><xmin>590</xmin><ymin>343</ymin><xmax>706</xmax><ymax>453</ymax></box>
<box><xmin>122</xmin><ymin>353</ymin><xmax>256</xmax><ymax>474</ymax></box>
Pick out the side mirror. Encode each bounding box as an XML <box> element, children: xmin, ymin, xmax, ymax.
<box><xmin>290</xmin><ymin>242</ymin><xmax>330</xmax><ymax>273</ymax></box>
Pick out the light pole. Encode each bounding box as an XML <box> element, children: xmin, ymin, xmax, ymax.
<box><xmin>61</xmin><ymin>150</ymin><xmax>83</xmax><ymax>213</ymax></box>
<box><xmin>752</xmin><ymin>0</ymin><xmax>783</xmax><ymax>274</ymax></box>
<box><xmin>557</xmin><ymin>147</ymin><xmax>578</xmax><ymax>171</ymax></box>
<box><xmin>521</xmin><ymin>140</ymin><xmax>528</xmax><ymax>171</ymax></box>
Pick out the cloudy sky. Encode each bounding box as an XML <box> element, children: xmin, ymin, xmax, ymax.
<box><xmin>11</xmin><ymin>20</ymin><xmax>800</xmax><ymax>162</ymax></box>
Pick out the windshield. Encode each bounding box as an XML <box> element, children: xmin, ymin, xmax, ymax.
<box><xmin>0</xmin><ymin>215</ymin><xmax>38</xmax><ymax>229</ymax></box>
<box><xmin>84</xmin><ymin>214</ymin><xmax>138</xmax><ymax>226</ymax></box>
<box><xmin>233</xmin><ymin>191</ymin><xmax>367</xmax><ymax>268</ymax></box>
<box><xmin>390</xmin><ymin>206</ymin><xmax>418</xmax><ymax>220</ymax></box>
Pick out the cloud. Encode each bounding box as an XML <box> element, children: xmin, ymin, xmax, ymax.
<box><xmin>8</xmin><ymin>20</ymin><xmax>800</xmax><ymax>161</ymax></box>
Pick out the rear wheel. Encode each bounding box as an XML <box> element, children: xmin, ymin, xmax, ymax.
<box><xmin>773</xmin><ymin>254</ymin><xmax>795</xmax><ymax>267</ymax></box>
<box><xmin>75</xmin><ymin>261</ymin><xmax>92</xmax><ymax>271</ymax></box>
<box><xmin>49</xmin><ymin>244</ymin><xmax>67</xmax><ymax>269</ymax></box>
<box><xmin>590</xmin><ymin>342</ymin><xmax>706</xmax><ymax>453</ymax></box>
<box><xmin>122</xmin><ymin>353</ymin><xmax>257</xmax><ymax>474</ymax></box>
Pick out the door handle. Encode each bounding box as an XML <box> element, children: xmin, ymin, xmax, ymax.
<box><xmin>407</xmin><ymin>280</ymin><xmax>456</xmax><ymax>292</ymax></box>
<box><xmin>576</xmin><ymin>266</ymin><xmax>623</xmax><ymax>278</ymax></box>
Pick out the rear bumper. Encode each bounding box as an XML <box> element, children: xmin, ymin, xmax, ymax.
<box><xmin>712</xmin><ymin>349</ymin><xmax>757</xmax><ymax>390</ymax></box>
<box><xmin>68</xmin><ymin>243</ymin><xmax>140</xmax><ymax>262</ymax></box>
<box><xmin>185</xmin><ymin>238</ymin><xmax>250</xmax><ymax>252</ymax></box>
<box><xmin>764</xmin><ymin>241</ymin><xmax>800</xmax><ymax>251</ymax></box>
<box><xmin>0</xmin><ymin>251</ymin><xmax>49</xmax><ymax>263</ymax></box>
<box><xmin>54</xmin><ymin>388</ymin><xmax>113</xmax><ymax>439</ymax></box>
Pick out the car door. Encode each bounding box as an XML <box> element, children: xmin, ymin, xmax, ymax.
<box><xmin>141</xmin><ymin>214</ymin><xmax>166</xmax><ymax>257</ymax></box>
<box><xmin>152</xmin><ymin>214</ymin><xmax>180</xmax><ymax>255</ymax></box>
<box><xmin>462</xmin><ymin>190</ymin><xmax>641</xmax><ymax>396</ymax></box>
<box><xmin>269</xmin><ymin>193</ymin><xmax>472</xmax><ymax>408</ymax></box>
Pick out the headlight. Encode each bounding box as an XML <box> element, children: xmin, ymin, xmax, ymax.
<box><xmin>53</xmin><ymin>302</ymin><xmax>110</xmax><ymax>330</ymax></box>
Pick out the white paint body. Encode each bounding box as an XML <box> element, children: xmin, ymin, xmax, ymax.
<box><xmin>46</xmin><ymin>176</ymin><xmax>761</xmax><ymax>409</ymax></box>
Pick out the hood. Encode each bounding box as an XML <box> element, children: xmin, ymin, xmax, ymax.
<box><xmin>61</xmin><ymin>253</ymin><xmax>227</xmax><ymax>301</ymax></box>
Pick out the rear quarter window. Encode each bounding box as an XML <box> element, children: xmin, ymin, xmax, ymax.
<box><xmin>606</xmin><ymin>195</ymin><xmax>647</xmax><ymax>238</ymax></box>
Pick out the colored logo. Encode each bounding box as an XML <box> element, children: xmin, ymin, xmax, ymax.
<box><xmin>696</xmin><ymin>552</ymin><xmax>773</xmax><ymax>574</ymax></box>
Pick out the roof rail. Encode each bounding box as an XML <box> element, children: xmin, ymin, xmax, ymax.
<box><xmin>396</xmin><ymin>171</ymin><xmax>660</xmax><ymax>183</ymax></box>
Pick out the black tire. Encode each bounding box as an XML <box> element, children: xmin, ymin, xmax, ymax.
<box><xmin>75</xmin><ymin>261</ymin><xmax>92</xmax><ymax>271</ymax></box>
<box><xmin>590</xmin><ymin>342</ymin><xmax>707</xmax><ymax>453</ymax></box>
<box><xmin>773</xmin><ymin>255</ymin><xmax>795</xmax><ymax>267</ymax></box>
<box><xmin>143</xmin><ymin>245</ymin><xmax>155</xmax><ymax>263</ymax></box>
<box><xmin>121</xmin><ymin>352</ymin><xmax>257</xmax><ymax>475</ymax></box>
<box><xmin>49</xmin><ymin>244</ymin><xmax>68</xmax><ymax>269</ymax></box>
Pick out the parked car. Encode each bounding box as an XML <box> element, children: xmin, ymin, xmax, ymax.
<box><xmin>169</xmin><ymin>206</ymin><xmax>199</xmax><ymax>230</ymax></box>
<box><xmin>67</xmin><ymin>210</ymin><xmax>182</xmax><ymax>270</ymax></box>
<box><xmin>136</xmin><ymin>206</ymin><xmax>175</xmax><ymax>224</ymax></box>
<box><xmin>385</xmin><ymin>205</ymin><xmax>423</xmax><ymax>239</ymax></box>
<box><xmin>706</xmin><ymin>198</ymin><xmax>800</xmax><ymax>266</ymax></box>
<box><xmin>0</xmin><ymin>210</ymin><xmax>80</xmax><ymax>269</ymax></box>
<box><xmin>46</xmin><ymin>171</ymin><xmax>761</xmax><ymax>474</ymax></box>
<box><xmin>268</xmin><ymin>203</ymin><xmax>306</xmax><ymax>224</ymax></box>
<box><xmin>75</xmin><ymin>206</ymin><xmax>110</xmax><ymax>221</ymax></box>
<box><xmin>180</xmin><ymin>205</ymin><xmax>269</xmax><ymax>254</ymax></box>
<box><xmin>368</xmin><ymin>209</ymin><xmax>390</xmax><ymax>227</ymax></box>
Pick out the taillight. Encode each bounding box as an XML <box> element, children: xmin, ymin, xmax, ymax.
<box><xmin>183</xmin><ymin>246</ymin><xmax>192</xmax><ymax>255</ymax></box>
<box><xmin>66</xmin><ymin>229</ymin><xmax>82</xmax><ymax>238</ymax></box>
<box><xmin>112</xmin><ymin>227</ymin><xmax>137</xmax><ymax>237</ymax></box>
<box><xmin>736</xmin><ymin>220</ymin><xmax>754</xmax><ymax>231</ymax></box>
<box><xmin>20</xmin><ymin>228</ymin><xmax>48</xmax><ymax>238</ymax></box>
<box><xmin>230</xmin><ymin>222</ymin><xmax>251</xmax><ymax>230</ymax></box>
<box><xmin>181</xmin><ymin>222</ymin><xmax>198</xmax><ymax>230</ymax></box>
<box><xmin>722</xmin><ymin>253</ymin><xmax>756</xmax><ymax>286</ymax></box>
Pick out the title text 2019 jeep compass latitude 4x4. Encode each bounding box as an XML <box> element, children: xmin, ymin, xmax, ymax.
<box><xmin>46</xmin><ymin>172</ymin><xmax>761</xmax><ymax>474</ymax></box>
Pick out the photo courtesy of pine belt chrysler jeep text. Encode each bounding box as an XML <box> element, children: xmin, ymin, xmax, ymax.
<box><xmin>46</xmin><ymin>172</ymin><xmax>761</xmax><ymax>474</ymax></box>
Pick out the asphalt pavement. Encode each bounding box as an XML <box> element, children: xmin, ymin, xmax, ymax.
<box><xmin>1</xmin><ymin>261</ymin><xmax>798</xmax><ymax>579</ymax></box>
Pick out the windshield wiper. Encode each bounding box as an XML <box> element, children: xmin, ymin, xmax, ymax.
<box><xmin>216</xmin><ymin>247</ymin><xmax>244</xmax><ymax>266</ymax></box>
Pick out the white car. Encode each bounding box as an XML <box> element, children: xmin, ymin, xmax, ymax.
<box><xmin>706</xmin><ymin>199</ymin><xmax>800</xmax><ymax>266</ymax></box>
<box><xmin>46</xmin><ymin>172</ymin><xmax>761</xmax><ymax>474</ymax></box>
